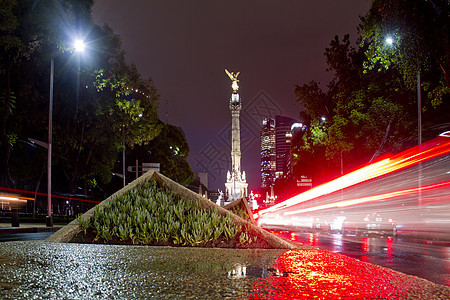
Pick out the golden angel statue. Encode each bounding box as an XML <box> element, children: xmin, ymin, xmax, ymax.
<box><xmin>225</xmin><ymin>69</ymin><xmax>240</xmax><ymax>92</ymax></box>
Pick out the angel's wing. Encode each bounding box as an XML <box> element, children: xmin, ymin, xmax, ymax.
<box><xmin>225</xmin><ymin>69</ymin><xmax>233</xmax><ymax>80</ymax></box>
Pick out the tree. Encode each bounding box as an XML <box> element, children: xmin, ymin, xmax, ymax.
<box><xmin>360</xmin><ymin>0</ymin><xmax>449</xmax><ymax>108</ymax></box>
<box><xmin>0</xmin><ymin>0</ymin><xmax>94</xmax><ymax>187</ymax></box>
<box><xmin>294</xmin><ymin>80</ymin><xmax>331</xmax><ymax>123</ymax></box>
<box><xmin>1</xmin><ymin>0</ymin><xmax>166</xmax><ymax>199</ymax></box>
<box><xmin>0</xmin><ymin>0</ymin><xmax>26</xmax><ymax>187</ymax></box>
<box><xmin>291</xmin><ymin>119</ymin><xmax>336</xmax><ymax>185</ymax></box>
<box><xmin>54</xmin><ymin>24</ymin><xmax>162</xmax><ymax>193</ymax></box>
<box><xmin>125</xmin><ymin>124</ymin><xmax>194</xmax><ymax>187</ymax></box>
<box><xmin>293</xmin><ymin>33</ymin><xmax>417</xmax><ymax>184</ymax></box>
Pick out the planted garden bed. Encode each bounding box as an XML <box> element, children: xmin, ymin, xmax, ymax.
<box><xmin>71</xmin><ymin>178</ymin><xmax>271</xmax><ymax>248</ymax></box>
<box><xmin>47</xmin><ymin>171</ymin><xmax>299</xmax><ymax>249</ymax></box>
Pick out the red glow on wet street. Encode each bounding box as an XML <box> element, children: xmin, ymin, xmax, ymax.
<box><xmin>290</xmin><ymin>232</ymin><xmax>296</xmax><ymax>241</ymax></box>
<box><xmin>248</xmin><ymin>250</ymin><xmax>448</xmax><ymax>298</ymax></box>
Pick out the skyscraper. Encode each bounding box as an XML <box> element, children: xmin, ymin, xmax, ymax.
<box><xmin>260</xmin><ymin>115</ymin><xmax>298</xmax><ymax>190</ymax></box>
<box><xmin>275</xmin><ymin>115</ymin><xmax>297</xmax><ymax>179</ymax></box>
<box><xmin>261</xmin><ymin>117</ymin><xmax>276</xmax><ymax>189</ymax></box>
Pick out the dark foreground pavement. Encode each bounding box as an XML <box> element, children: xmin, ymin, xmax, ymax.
<box><xmin>0</xmin><ymin>240</ymin><xmax>448</xmax><ymax>299</ymax></box>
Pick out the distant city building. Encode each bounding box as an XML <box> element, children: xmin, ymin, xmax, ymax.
<box><xmin>260</xmin><ymin>115</ymin><xmax>297</xmax><ymax>191</ymax></box>
<box><xmin>260</xmin><ymin>118</ymin><xmax>276</xmax><ymax>190</ymax></box>
<box><xmin>259</xmin><ymin>117</ymin><xmax>312</xmax><ymax>205</ymax></box>
<box><xmin>275</xmin><ymin>115</ymin><xmax>298</xmax><ymax>179</ymax></box>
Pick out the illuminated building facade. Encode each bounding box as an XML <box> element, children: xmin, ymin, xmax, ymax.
<box><xmin>275</xmin><ymin>115</ymin><xmax>298</xmax><ymax>179</ymax></box>
<box><xmin>261</xmin><ymin>117</ymin><xmax>276</xmax><ymax>189</ymax></box>
<box><xmin>260</xmin><ymin>116</ymin><xmax>299</xmax><ymax>207</ymax></box>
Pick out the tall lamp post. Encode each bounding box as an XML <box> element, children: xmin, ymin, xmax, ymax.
<box><xmin>47</xmin><ymin>39</ymin><xmax>85</xmax><ymax>227</ymax></box>
<box><xmin>385</xmin><ymin>36</ymin><xmax>422</xmax><ymax>145</ymax></box>
<box><xmin>385</xmin><ymin>36</ymin><xmax>422</xmax><ymax>208</ymax></box>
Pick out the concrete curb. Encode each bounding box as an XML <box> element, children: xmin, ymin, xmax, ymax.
<box><xmin>46</xmin><ymin>171</ymin><xmax>299</xmax><ymax>249</ymax></box>
<box><xmin>0</xmin><ymin>226</ymin><xmax>61</xmax><ymax>234</ymax></box>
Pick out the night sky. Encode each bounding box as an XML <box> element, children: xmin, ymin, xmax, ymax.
<box><xmin>92</xmin><ymin>0</ymin><xmax>371</xmax><ymax>191</ymax></box>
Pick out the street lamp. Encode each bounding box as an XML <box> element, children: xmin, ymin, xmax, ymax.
<box><xmin>74</xmin><ymin>39</ymin><xmax>86</xmax><ymax>52</ymax></box>
<box><xmin>385</xmin><ymin>36</ymin><xmax>394</xmax><ymax>46</ymax></box>
<box><xmin>47</xmin><ymin>39</ymin><xmax>85</xmax><ymax>227</ymax></box>
<box><xmin>385</xmin><ymin>36</ymin><xmax>422</xmax><ymax>208</ymax></box>
<box><xmin>384</xmin><ymin>36</ymin><xmax>422</xmax><ymax>145</ymax></box>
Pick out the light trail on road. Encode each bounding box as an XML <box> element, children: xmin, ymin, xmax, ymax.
<box><xmin>283</xmin><ymin>180</ymin><xmax>450</xmax><ymax>215</ymax></box>
<box><xmin>260</xmin><ymin>136</ymin><xmax>450</xmax><ymax>216</ymax></box>
<box><xmin>0</xmin><ymin>186</ymin><xmax>100</xmax><ymax>204</ymax></box>
<box><xmin>258</xmin><ymin>135</ymin><xmax>450</xmax><ymax>239</ymax></box>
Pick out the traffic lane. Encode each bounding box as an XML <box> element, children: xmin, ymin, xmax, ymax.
<box><xmin>276</xmin><ymin>231</ymin><xmax>450</xmax><ymax>286</ymax></box>
<box><xmin>0</xmin><ymin>232</ymin><xmax>54</xmax><ymax>242</ymax></box>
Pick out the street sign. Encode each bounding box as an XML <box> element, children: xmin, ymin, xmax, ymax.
<box><xmin>142</xmin><ymin>163</ymin><xmax>160</xmax><ymax>172</ymax></box>
<box><xmin>127</xmin><ymin>162</ymin><xmax>160</xmax><ymax>173</ymax></box>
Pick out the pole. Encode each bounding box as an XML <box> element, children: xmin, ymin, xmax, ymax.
<box><xmin>340</xmin><ymin>150</ymin><xmax>344</xmax><ymax>201</ymax></box>
<box><xmin>418</xmin><ymin>69</ymin><xmax>422</xmax><ymax>146</ymax></box>
<box><xmin>47</xmin><ymin>56</ymin><xmax>54</xmax><ymax>227</ymax></box>
<box><xmin>417</xmin><ymin>69</ymin><xmax>422</xmax><ymax>208</ymax></box>
<box><xmin>122</xmin><ymin>140</ymin><xmax>126</xmax><ymax>187</ymax></box>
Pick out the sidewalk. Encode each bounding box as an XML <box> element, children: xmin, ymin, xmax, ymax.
<box><xmin>0</xmin><ymin>241</ymin><xmax>448</xmax><ymax>298</ymax></box>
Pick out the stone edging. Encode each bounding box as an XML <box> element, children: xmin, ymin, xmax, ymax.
<box><xmin>46</xmin><ymin>170</ymin><xmax>299</xmax><ymax>249</ymax></box>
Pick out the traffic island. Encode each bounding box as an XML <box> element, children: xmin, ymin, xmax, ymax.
<box><xmin>46</xmin><ymin>170</ymin><xmax>305</xmax><ymax>249</ymax></box>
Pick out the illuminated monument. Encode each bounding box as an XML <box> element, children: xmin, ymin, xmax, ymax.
<box><xmin>224</xmin><ymin>69</ymin><xmax>248</xmax><ymax>203</ymax></box>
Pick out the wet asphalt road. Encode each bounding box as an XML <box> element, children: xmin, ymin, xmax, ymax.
<box><xmin>2</xmin><ymin>230</ymin><xmax>449</xmax><ymax>287</ymax></box>
<box><xmin>0</xmin><ymin>232</ymin><xmax>54</xmax><ymax>242</ymax></box>
<box><xmin>0</xmin><ymin>240</ymin><xmax>448</xmax><ymax>299</ymax></box>
<box><xmin>277</xmin><ymin>231</ymin><xmax>450</xmax><ymax>286</ymax></box>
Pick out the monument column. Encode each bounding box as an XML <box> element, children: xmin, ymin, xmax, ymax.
<box><xmin>230</xmin><ymin>95</ymin><xmax>242</xmax><ymax>174</ymax></box>
<box><xmin>224</xmin><ymin>69</ymin><xmax>248</xmax><ymax>203</ymax></box>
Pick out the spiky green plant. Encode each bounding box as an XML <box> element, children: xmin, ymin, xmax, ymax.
<box><xmin>84</xmin><ymin>178</ymin><xmax>249</xmax><ymax>246</ymax></box>
<box><xmin>118</xmin><ymin>224</ymin><xmax>129</xmax><ymax>241</ymax></box>
<box><xmin>76</xmin><ymin>214</ymin><xmax>91</xmax><ymax>234</ymax></box>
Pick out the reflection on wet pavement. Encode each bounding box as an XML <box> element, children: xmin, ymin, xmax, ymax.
<box><xmin>249</xmin><ymin>250</ymin><xmax>449</xmax><ymax>299</ymax></box>
<box><xmin>274</xmin><ymin>230</ymin><xmax>450</xmax><ymax>287</ymax></box>
<box><xmin>0</xmin><ymin>241</ymin><xmax>448</xmax><ymax>299</ymax></box>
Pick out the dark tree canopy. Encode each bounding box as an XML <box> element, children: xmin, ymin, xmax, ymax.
<box><xmin>290</xmin><ymin>0</ymin><xmax>450</xmax><ymax>185</ymax></box>
<box><xmin>0</xmin><ymin>0</ymin><xmax>194</xmax><ymax>202</ymax></box>
<box><xmin>125</xmin><ymin>124</ymin><xmax>194</xmax><ymax>187</ymax></box>
<box><xmin>360</xmin><ymin>0</ymin><xmax>449</xmax><ymax>107</ymax></box>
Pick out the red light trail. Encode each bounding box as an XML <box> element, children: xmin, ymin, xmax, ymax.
<box><xmin>259</xmin><ymin>137</ymin><xmax>450</xmax><ymax>216</ymax></box>
<box><xmin>283</xmin><ymin>180</ymin><xmax>450</xmax><ymax>215</ymax></box>
<box><xmin>0</xmin><ymin>186</ymin><xmax>100</xmax><ymax>204</ymax></box>
<box><xmin>0</xmin><ymin>194</ymin><xmax>34</xmax><ymax>202</ymax></box>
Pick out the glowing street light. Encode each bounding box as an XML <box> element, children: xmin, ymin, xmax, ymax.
<box><xmin>385</xmin><ymin>36</ymin><xmax>394</xmax><ymax>45</ymax></box>
<box><xmin>73</xmin><ymin>39</ymin><xmax>86</xmax><ymax>52</ymax></box>
<box><xmin>47</xmin><ymin>38</ymin><xmax>86</xmax><ymax>227</ymax></box>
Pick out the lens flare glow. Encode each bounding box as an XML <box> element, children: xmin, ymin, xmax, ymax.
<box><xmin>73</xmin><ymin>39</ymin><xmax>85</xmax><ymax>52</ymax></box>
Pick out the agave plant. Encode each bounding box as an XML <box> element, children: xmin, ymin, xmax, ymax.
<box><xmin>83</xmin><ymin>178</ymin><xmax>248</xmax><ymax>246</ymax></box>
<box><xmin>76</xmin><ymin>214</ymin><xmax>91</xmax><ymax>234</ymax></box>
